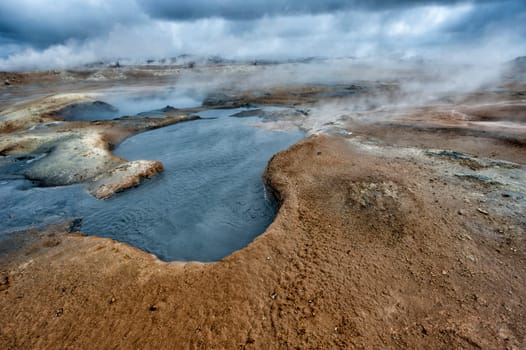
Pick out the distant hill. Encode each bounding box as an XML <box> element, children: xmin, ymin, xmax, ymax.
<box><xmin>510</xmin><ymin>56</ymin><xmax>526</xmax><ymax>71</ymax></box>
<box><xmin>503</xmin><ymin>56</ymin><xmax>526</xmax><ymax>81</ymax></box>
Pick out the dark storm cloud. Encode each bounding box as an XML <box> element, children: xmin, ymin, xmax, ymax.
<box><xmin>0</xmin><ymin>1</ymin><xmax>144</xmax><ymax>47</ymax></box>
<box><xmin>0</xmin><ymin>0</ymin><xmax>524</xmax><ymax>70</ymax></box>
<box><xmin>444</xmin><ymin>0</ymin><xmax>526</xmax><ymax>37</ymax></box>
<box><xmin>137</xmin><ymin>0</ymin><xmax>483</xmax><ymax>20</ymax></box>
<box><xmin>0</xmin><ymin>0</ymin><xmax>520</xmax><ymax>47</ymax></box>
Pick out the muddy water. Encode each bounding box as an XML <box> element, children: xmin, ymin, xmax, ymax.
<box><xmin>0</xmin><ymin>109</ymin><xmax>303</xmax><ymax>261</ymax></box>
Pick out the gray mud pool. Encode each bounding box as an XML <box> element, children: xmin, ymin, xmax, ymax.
<box><xmin>0</xmin><ymin>107</ymin><xmax>303</xmax><ymax>261</ymax></box>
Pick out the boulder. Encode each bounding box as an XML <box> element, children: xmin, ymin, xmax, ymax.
<box><xmin>87</xmin><ymin>160</ymin><xmax>164</xmax><ymax>200</ymax></box>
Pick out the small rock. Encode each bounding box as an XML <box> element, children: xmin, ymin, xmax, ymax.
<box><xmin>54</xmin><ymin>308</ymin><xmax>63</xmax><ymax>317</ymax></box>
<box><xmin>68</xmin><ymin>218</ymin><xmax>83</xmax><ymax>233</ymax></box>
<box><xmin>109</xmin><ymin>297</ymin><xmax>116</xmax><ymax>304</ymax></box>
<box><xmin>270</xmin><ymin>292</ymin><xmax>277</xmax><ymax>300</ymax></box>
<box><xmin>477</xmin><ymin>208</ymin><xmax>489</xmax><ymax>215</ymax></box>
<box><xmin>466</xmin><ymin>254</ymin><xmax>477</xmax><ymax>262</ymax></box>
<box><xmin>4</xmin><ymin>79</ymin><xmax>10</xmax><ymax>86</ymax></box>
<box><xmin>0</xmin><ymin>275</ymin><xmax>10</xmax><ymax>291</ymax></box>
<box><xmin>149</xmin><ymin>305</ymin><xmax>158</xmax><ymax>311</ymax></box>
<box><xmin>458</xmin><ymin>209</ymin><xmax>465</xmax><ymax>215</ymax></box>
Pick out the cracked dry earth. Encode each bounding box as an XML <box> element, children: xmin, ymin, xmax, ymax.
<box><xmin>1</xmin><ymin>134</ymin><xmax>524</xmax><ymax>349</ymax></box>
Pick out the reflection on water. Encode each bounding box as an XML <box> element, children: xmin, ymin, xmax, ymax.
<box><xmin>0</xmin><ymin>108</ymin><xmax>303</xmax><ymax>261</ymax></box>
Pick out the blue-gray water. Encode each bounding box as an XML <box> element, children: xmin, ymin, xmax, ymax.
<box><xmin>0</xmin><ymin>109</ymin><xmax>303</xmax><ymax>261</ymax></box>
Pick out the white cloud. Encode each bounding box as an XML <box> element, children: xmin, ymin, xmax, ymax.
<box><xmin>388</xmin><ymin>4</ymin><xmax>474</xmax><ymax>38</ymax></box>
<box><xmin>0</xmin><ymin>3</ymin><xmax>523</xmax><ymax>71</ymax></box>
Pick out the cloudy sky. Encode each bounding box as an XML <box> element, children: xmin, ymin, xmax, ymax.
<box><xmin>0</xmin><ymin>0</ymin><xmax>525</xmax><ymax>70</ymax></box>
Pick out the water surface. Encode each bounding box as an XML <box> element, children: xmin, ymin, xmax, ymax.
<box><xmin>0</xmin><ymin>109</ymin><xmax>303</xmax><ymax>261</ymax></box>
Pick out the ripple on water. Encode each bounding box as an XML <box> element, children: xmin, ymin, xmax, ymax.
<box><xmin>81</xmin><ymin>111</ymin><xmax>303</xmax><ymax>261</ymax></box>
<box><xmin>0</xmin><ymin>109</ymin><xmax>303</xmax><ymax>261</ymax></box>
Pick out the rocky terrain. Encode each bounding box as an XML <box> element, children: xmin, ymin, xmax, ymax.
<box><xmin>0</xmin><ymin>93</ymin><xmax>199</xmax><ymax>199</ymax></box>
<box><xmin>0</xmin><ymin>62</ymin><xmax>525</xmax><ymax>349</ymax></box>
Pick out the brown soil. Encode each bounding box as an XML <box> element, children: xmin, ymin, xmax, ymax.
<box><xmin>1</xmin><ymin>135</ymin><xmax>524</xmax><ymax>349</ymax></box>
<box><xmin>350</xmin><ymin>123</ymin><xmax>526</xmax><ymax>165</ymax></box>
<box><xmin>0</xmin><ymin>71</ymin><xmax>62</xmax><ymax>86</ymax></box>
<box><xmin>1</xmin><ymin>64</ymin><xmax>525</xmax><ymax>348</ymax></box>
<box><xmin>348</xmin><ymin>101</ymin><xmax>526</xmax><ymax>165</ymax></box>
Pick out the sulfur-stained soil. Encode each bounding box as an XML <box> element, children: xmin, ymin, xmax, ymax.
<box><xmin>1</xmin><ymin>63</ymin><xmax>525</xmax><ymax>349</ymax></box>
<box><xmin>1</xmin><ymin>134</ymin><xmax>524</xmax><ymax>349</ymax></box>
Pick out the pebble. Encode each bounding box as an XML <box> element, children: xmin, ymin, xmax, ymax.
<box><xmin>466</xmin><ymin>254</ymin><xmax>477</xmax><ymax>262</ymax></box>
<box><xmin>0</xmin><ymin>275</ymin><xmax>10</xmax><ymax>291</ymax></box>
<box><xmin>477</xmin><ymin>208</ymin><xmax>489</xmax><ymax>215</ymax></box>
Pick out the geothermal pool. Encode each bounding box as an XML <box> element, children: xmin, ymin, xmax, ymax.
<box><xmin>0</xmin><ymin>108</ymin><xmax>303</xmax><ymax>261</ymax></box>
